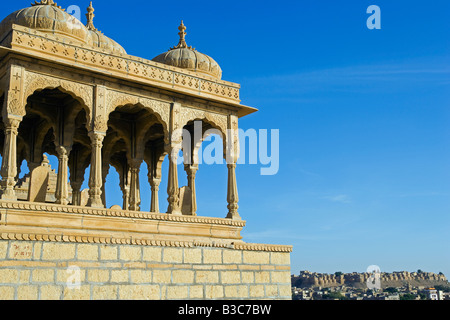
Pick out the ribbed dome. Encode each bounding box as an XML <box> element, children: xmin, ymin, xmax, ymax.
<box><xmin>0</xmin><ymin>1</ymin><xmax>126</xmax><ymax>55</ymax></box>
<box><xmin>0</xmin><ymin>2</ymin><xmax>87</xmax><ymax>45</ymax></box>
<box><xmin>84</xmin><ymin>2</ymin><xmax>126</xmax><ymax>55</ymax></box>
<box><xmin>86</xmin><ymin>29</ymin><xmax>126</xmax><ymax>55</ymax></box>
<box><xmin>152</xmin><ymin>21</ymin><xmax>222</xmax><ymax>80</ymax></box>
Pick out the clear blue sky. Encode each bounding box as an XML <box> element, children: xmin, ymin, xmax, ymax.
<box><xmin>2</xmin><ymin>0</ymin><xmax>450</xmax><ymax>277</ymax></box>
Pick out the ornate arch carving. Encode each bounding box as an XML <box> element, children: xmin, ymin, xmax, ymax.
<box><xmin>106</xmin><ymin>90</ymin><xmax>170</xmax><ymax>142</ymax></box>
<box><xmin>22</xmin><ymin>72</ymin><xmax>93</xmax><ymax>124</ymax></box>
<box><xmin>179</xmin><ymin>107</ymin><xmax>228</xmax><ymax>138</ymax></box>
<box><xmin>179</xmin><ymin>107</ymin><xmax>229</xmax><ymax>160</ymax></box>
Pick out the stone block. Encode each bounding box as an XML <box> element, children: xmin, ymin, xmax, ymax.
<box><xmin>16</xmin><ymin>270</ymin><xmax>30</xmax><ymax>284</ymax></box>
<box><xmin>0</xmin><ymin>286</ymin><xmax>15</xmax><ymax>300</ymax></box>
<box><xmin>221</xmin><ymin>271</ymin><xmax>241</xmax><ymax>284</ymax></box>
<box><xmin>77</xmin><ymin>244</ymin><xmax>99</xmax><ymax>261</ymax></box>
<box><xmin>119</xmin><ymin>285</ymin><xmax>160</xmax><ymax>300</ymax></box>
<box><xmin>42</xmin><ymin>243</ymin><xmax>76</xmax><ymax>261</ymax></box>
<box><xmin>100</xmin><ymin>245</ymin><xmax>118</xmax><ymax>261</ymax></box>
<box><xmin>56</xmin><ymin>267</ymin><xmax>85</xmax><ymax>284</ymax></box>
<box><xmin>172</xmin><ymin>270</ymin><xmax>194</xmax><ymax>284</ymax></box>
<box><xmin>183</xmin><ymin>248</ymin><xmax>202</xmax><ymax>264</ymax></box>
<box><xmin>8</xmin><ymin>242</ymin><xmax>33</xmax><ymax>260</ymax></box>
<box><xmin>223</xmin><ymin>250</ymin><xmax>242</xmax><ymax>264</ymax></box>
<box><xmin>270</xmin><ymin>252</ymin><xmax>290</xmax><ymax>265</ymax></box>
<box><xmin>195</xmin><ymin>270</ymin><xmax>219</xmax><ymax>284</ymax></box>
<box><xmin>241</xmin><ymin>271</ymin><xmax>254</xmax><ymax>284</ymax></box>
<box><xmin>63</xmin><ymin>285</ymin><xmax>90</xmax><ymax>300</ymax></box>
<box><xmin>152</xmin><ymin>270</ymin><xmax>172</xmax><ymax>284</ymax></box>
<box><xmin>27</xmin><ymin>162</ymin><xmax>50</xmax><ymax>202</ymax></box>
<box><xmin>40</xmin><ymin>285</ymin><xmax>62</xmax><ymax>300</ymax></box>
<box><xmin>143</xmin><ymin>247</ymin><xmax>162</xmax><ymax>262</ymax></box>
<box><xmin>17</xmin><ymin>285</ymin><xmax>38</xmax><ymax>300</ymax></box>
<box><xmin>203</xmin><ymin>249</ymin><xmax>222</xmax><ymax>264</ymax></box>
<box><xmin>205</xmin><ymin>285</ymin><xmax>224</xmax><ymax>299</ymax></box>
<box><xmin>167</xmin><ymin>286</ymin><xmax>189</xmax><ymax>299</ymax></box>
<box><xmin>163</xmin><ymin>248</ymin><xmax>183</xmax><ymax>263</ymax></box>
<box><xmin>33</xmin><ymin>242</ymin><xmax>42</xmax><ymax>260</ymax></box>
<box><xmin>243</xmin><ymin>251</ymin><xmax>270</xmax><ymax>265</ymax></box>
<box><xmin>110</xmin><ymin>269</ymin><xmax>129</xmax><ymax>283</ymax></box>
<box><xmin>254</xmin><ymin>271</ymin><xmax>270</xmax><ymax>284</ymax></box>
<box><xmin>265</xmin><ymin>285</ymin><xmax>278</xmax><ymax>297</ymax></box>
<box><xmin>249</xmin><ymin>285</ymin><xmax>265</xmax><ymax>298</ymax></box>
<box><xmin>32</xmin><ymin>269</ymin><xmax>54</xmax><ymax>283</ymax></box>
<box><xmin>130</xmin><ymin>269</ymin><xmax>152</xmax><ymax>284</ymax></box>
<box><xmin>279</xmin><ymin>284</ymin><xmax>292</xmax><ymax>298</ymax></box>
<box><xmin>271</xmin><ymin>271</ymin><xmax>290</xmax><ymax>284</ymax></box>
<box><xmin>225</xmin><ymin>285</ymin><xmax>249</xmax><ymax>299</ymax></box>
<box><xmin>119</xmin><ymin>246</ymin><xmax>142</xmax><ymax>261</ymax></box>
<box><xmin>189</xmin><ymin>285</ymin><xmax>204</xmax><ymax>299</ymax></box>
<box><xmin>92</xmin><ymin>285</ymin><xmax>118</xmax><ymax>300</ymax></box>
<box><xmin>0</xmin><ymin>269</ymin><xmax>19</xmax><ymax>283</ymax></box>
<box><xmin>0</xmin><ymin>242</ymin><xmax>8</xmax><ymax>259</ymax></box>
<box><xmin>88</xmin><ymin>269</ymin><xmax>110</xmax><ymax>283</ymax></box>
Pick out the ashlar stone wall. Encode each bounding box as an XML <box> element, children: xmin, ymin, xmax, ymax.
<box><xmin>0</xmin><ymin>240</ymin><xmax>291</xmax><ymax>300</ymax></box>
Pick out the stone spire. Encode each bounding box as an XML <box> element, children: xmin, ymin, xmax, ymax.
<box><xmin>86</xmin><ymin>2</ymin><xmax>97</xmax><ymax>31</ymax></box>
<box><xmin>170</xmin><ymin>21</ymin><xmax>194</xmax><ymax>50</ymax></box>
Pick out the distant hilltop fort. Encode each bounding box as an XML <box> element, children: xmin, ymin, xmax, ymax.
<box><xmin>292</xmin><ymin>270</ymin><xmax>448</xmax><ymax>289</ymax></box>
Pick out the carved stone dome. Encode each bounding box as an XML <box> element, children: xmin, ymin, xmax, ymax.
<box><xmin>84</xmin><ymin>2</ymin><xmax>126</xmax><ymax>55</ymax></box>
<box><xmin>0</xmin><ymin>1</ymin><xmax>126</xmax><ymax>54</ymax></box>
<box><xmin>87</xmin><ymin>29</ymin><xmax>126</xmax><ymax>55</ymax></box>
<box><xmin>152</xmin><ymin>21</ymin><xmax>222</xmax><ymax>80</ymax></box>
<box><xmin>0</xmin><ymin>1</ymin><xmax>87</xmax><ymax>44</ymax></box>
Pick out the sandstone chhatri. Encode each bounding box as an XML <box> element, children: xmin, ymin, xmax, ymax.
<box><xmin>0</xmin><ymin>0</ymin><xmax>291</xmax><ymax>300</ymax></box>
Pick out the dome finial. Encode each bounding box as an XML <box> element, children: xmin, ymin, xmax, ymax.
<box><xmin>31</xmin><ymin>0</ymin><xmax>63</xmax><ymax>9</ymax></box>
<box><xmin>170</xmin><ymin>20</ymin><xmax>194</xmax><ymax>50</ymax></box>
<box><xmin>178</xmin><ymin>20</ymin><xmax>187</xmax><ymax>47</ymax></box>
<box><xmin>86</xmin><ymin>1</ymin><xmax>97</xmax><ymax>31</ymax></box>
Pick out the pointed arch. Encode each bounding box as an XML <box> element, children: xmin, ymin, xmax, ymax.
<box><xmin>23</xmin><ymin>72</ymin><xmax>93</xmax><ymax>125</ymax></box>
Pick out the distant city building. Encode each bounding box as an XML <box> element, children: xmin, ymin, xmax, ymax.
<box><xmin>424</xmin><ymin>288</ymin><xmax>442</xmax><ymax>300</ymax></box>
<box><xmin>292</xmin><ymin>270</ymin><xmax>448</xmax><ymax>289</ymax></box>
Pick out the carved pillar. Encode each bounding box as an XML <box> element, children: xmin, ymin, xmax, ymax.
<box><xmin>0</xmin><ymin>117</ymin><xmax>21</xmax><ymax>201</ymax></box>
<box><xmin>71</xmin><ymin>181</ymin><xmax>82</xmax><ymax>206</ymax></box>
<box><xmin>101</xmin><ymin>166</ymin><xmax>109</xmax><ymax>207</ymax></box>
<box><xmin>146</xmin><ymin>144</ymin><xmax>165</xmax><ymax>213</ymax></box>
<box><xmin>55</xmin><ymin>145</ymin><xmax>71</xmax><ymax>205</ymax></box>
<box><xmin>87</xmin><ymin>132</ymin><xmax>105</xmax><ymax>208</ymax></box>
<box><xmin>1</xmin><ymin>64</ymin><xmax>25</xmax><ymax>201</ymax></box>
<box><xmin>226</xmin><ymin>114</ymin><xmax>241</xmax><ymax>220</ymax></box>
<box><xmin>167</xmin><ymin>146</ymin><xmax>181</xmax><ymax>214</ymax></box>
<box><xmin>167</xmin><ymin>102</ymin><xmax>182</xmax><ymax>215</ymax></box>
<box><xmin>122</xmin><ymin>185</ymin><xmax>130</xmax><ymax>211</ymax></box>
<box><xmin>226</xmin><ymin>163</ymin><xmax>240</xmax><ymax>220</ymax></box>
<box><xmin>128</xmin><ymin>159</ymin><xmax>142</xmax><ymax>211</ymax></box>
<box><xmin>149</xmin><ymin>177</ymin><xmax>161</xmax><ymax>213</ymax></box>
<box><xmin>119</xmin><ymin>163</ymin><xmax>130</xmax><ymax>211</ymax></box>
<box><xmin>184</xmin><ymin>164</ymin><xmax>198</xmax><ymax>216</ymax></box>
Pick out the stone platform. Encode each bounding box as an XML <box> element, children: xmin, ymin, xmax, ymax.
<box><xmin>0</xmin><ymin>201</ymin><xmax>292</xmax><ymax>300</ymax></box>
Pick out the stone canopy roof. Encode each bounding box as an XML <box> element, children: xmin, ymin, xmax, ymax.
<box><xmin>0</xmin><ymin>1</ymin><xmax>224</xmax><ymax>81</ymax></box>
<box><xmin>152</xmin><ymin>21</ymin><xmax>223</xmax><ymax>80</ymax></box>
<box><xmin>0</xmin><ymin>1</ymin><xmax>126</xmax><ymax>55</ymax></box>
